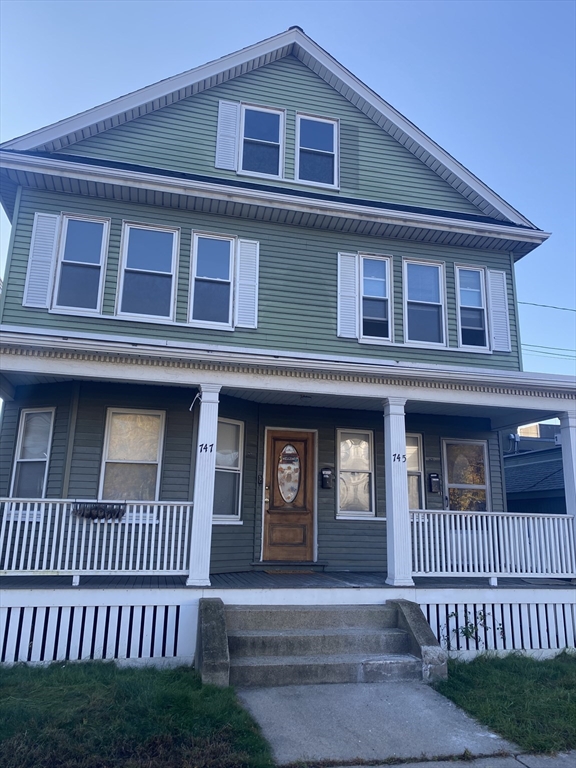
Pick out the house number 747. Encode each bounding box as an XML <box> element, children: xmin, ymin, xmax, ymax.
<box><xmin>393</xmin><ymin>453</ymin><xmax>406</xmax><ymax>462</ymax></box>
<box><xmin>199</xmin><ymin>443</ymin><xmax>214</xmax><ymax>453</ymax></box>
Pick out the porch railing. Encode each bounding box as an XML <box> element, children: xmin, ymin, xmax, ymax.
<box><xmin>0</xmin><ymin>499</ymin><xmax>192</xmax><ymax>583</ymax></box>
<box><xmin>411</xmin><ymin>509</ymin><xmax>576</xmax><ymax>578</ymax></box>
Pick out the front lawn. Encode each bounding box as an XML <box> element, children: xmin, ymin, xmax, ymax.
<box><xmin>435</xmin><ymin>652</ymin><xmax>576</xmax><ymax>753</ymax></box>
<box><xmin>0</xmin><ymin>662</ymin><xmax>274</xmax><ymax>768</ymax></box>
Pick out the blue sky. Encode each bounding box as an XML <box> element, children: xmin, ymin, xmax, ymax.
<box><xmin>1</xmin><ymin>0</ymin><xmax>574</xmax><ymax>375</ymax></box>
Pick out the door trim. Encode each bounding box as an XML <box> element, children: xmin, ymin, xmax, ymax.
<box><xmin>260</xmin><ymin>427</ymin><xmax>318</xmax><ymax>562</ymax></box>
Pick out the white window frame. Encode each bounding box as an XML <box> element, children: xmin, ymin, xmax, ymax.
<box><xmin>403</xmin><ymin>259</ymin><xmax>447</xmax><ymax>347</ymax></box>
<box><xmin>51</xmin><ymin>214</ymin><xmax>110</xmax><ymax>316</ymax></box>
<box><xmin>238</xmin><ymin>104</ymin><xmax>285</xmax><ymax>180</ymax></box>
<box><xmin>359</xmin><ymin>254</ymin><xmax>392</xmax><ymax>343</ymax></box>
<box><xmin>295</xmin><ymin>113</ymin><xmax>339</xmax><ymax>189</ymax></box>
<box><xmin>455</xmin><ymin>265</ymin><xmax>490</xmax><ymax>351</ymax></box>
<box><xmin>10</xmin><ymin>408</ymin><xmax>56</xmax><ymax>499</ymax></box>
<box><xmin>336</xmin><ymin>428</ymin><xmax>376</xmax><ymax>520</ymax></box>
<box><xmin>406</xmin><ymin>433</ymin><xmax>425</xmax><ymax>511</ymax></box>
<box><xmin>442</xmin><ymin>438</ymin><xmax>491</xmax><ymax>512</ymax></box>
<box><xmin>189</xmin><ymin>231</ymin><xmax>236</xmax><ymax>331</ymax></box>
<box><xmin>98</xmin><ymin>408</ymin><xmax>166</xmax><ymax>502</ymax></box>
<box><xmin>116</xmin><ymin>222</ymin><xmax>179</xmax><ymax>322</ymax></box>
<box><xmin>213</xmin><ymin>417</ymin><xmax>244</xmax><ymax>523</ymax></box>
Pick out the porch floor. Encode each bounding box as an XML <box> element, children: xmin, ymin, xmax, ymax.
<box><xmin>1</xmin><ymin>572</ymin><xmax>574</xmax><ymax>590</ymax></box>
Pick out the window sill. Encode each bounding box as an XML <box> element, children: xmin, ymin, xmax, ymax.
<box><xmin>212</xmin><ymin>518</ymin><xmax>243</xmax><ymax>525</ymax></box>
<box><xmin>189</xmin><ymin>320</ymin><xmax>235</xmax><ymax>332</ymax></box>
<box><xmin>335</xmin><ymin>514</ymin><xmax>385</xmax><ymax>521</ymax></box>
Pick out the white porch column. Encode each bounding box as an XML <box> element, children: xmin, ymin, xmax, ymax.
<box><xmin>384</xmin><ymin>396</ymin><xmax>414</xmax><ymax>586</ymax></box>
<box><xmin>186</xmin><ymin>384</ymin><xmax>221</xmax><ymax>587</ymax></box>
<box><xmin>559</xmin><ymin>410</ymin><xmax>576</xmax><ymax>522</ymax></box>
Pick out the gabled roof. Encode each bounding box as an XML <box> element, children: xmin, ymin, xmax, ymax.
<box><xmin>1</xmin><ymin>27</ymin><xmax>536</xmax><ymax>228</ymax></box>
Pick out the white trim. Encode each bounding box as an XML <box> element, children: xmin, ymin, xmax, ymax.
<box><xmin>0</xmin><ymin>28</ymin><xmax>536</xmax><ymax>228</ymax></box>
<box><xmin>261</xmin><ymin>427</ymin><xmax>318</xmax><ymax>562</ymax></box>
<box><xmin>403</xmin><ymin>259</ymin><xmax>447</xmax><ymax>347</ymax></box>
<box><xmin>52</xmin><ymin>214</ymin><xmax>110</xmax><ymax>315</ymax></box>
<box><xmin>295</xmin><ymin>113</ymin><xmax>339</xmax><ymax>189</ymax></box>
<box><xmin>189</xmin><ymin>232</ymin><xmax>235</xmax><ymax>330</ymax></box>
<box><xmin>0</xmin><ymin>153</ymin><xmax>550</xmax><ymax>248</ymax></box>
<box><xmin>9</xmin><ymin>408</ymin><xmax>56</xmax><ymax>498</ymax></box>
<box><xmin>98</xmin><ymin>408</ymin><xmax>166</xmax><ymax>502</ymax></box>
<box><xmin>336</xmin><ymin>428</ymin><xmax>376</xmax><ymax>518</ymax></box>
<box><xmin>238</xmin><ymin>103</ymin><xmax>285</xmax><ymax>180</ymax></box>
<box><xmin>359</xmin><ymin>253</ymin><xmax>393</xmax><ymax>343</ymax></box>
<box><xmin>116</xmin><ymin>222</ymin><xmax>179</xmax><ymax>322</ymax></box>
<box><xmin>455</xmin><ymin>265</ymin><xmax>490</xmax><ymax>351</ymax></box>
<box><xmin>441</xmin><ymin>438</ymin><xmax>491</xmax><ymax>512</ymax></box>
<box><xmin>213</xmin><ymin>417</ymin><xmax>244</xmax><ymax>521</ymax></box>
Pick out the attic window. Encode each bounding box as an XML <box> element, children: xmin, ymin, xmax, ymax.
<box><xmin>296</xmin><ymin>115</ymin><xmax>338</xmax><ymax>187</ymax></box>
<box><xmin>240</xmin><ymin>105</ymin><xmax>283</xmax><ymax>178</ymax></box>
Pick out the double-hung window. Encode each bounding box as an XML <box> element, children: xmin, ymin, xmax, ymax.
<box><xmin>11</xmin><ymin>409</ymin><xmax>55</xmax><ymax>498</ymax></box>
<box><xmin>190</xmin><ymin>234</ymin><xmax>234</xmax><ymax>328</ymax></box>
<box><xmin>406</xmin><ymin>434</ymin><xmax>424</xmax><ymax>510</ymax></box>
<box><xmin>404</xmin><ymin>261</ymin><xmax>445</xmax><ymax>345</ymax></box>
<box><xmin>337</xmin><ymin>430</ymin><xmax>374</xmax><ymax>517</ymax></box>
<box><xmin>296</xmin><ymin>115</ymin><xmax>338</xmax><ymax>186</ymax></box>
<box><xmin>457</xmin><ymin>267</ymin><xmax>488</xmax><ymax>348</ymax></box>
<box><xmin>240</xmin><ymin>105</ymin><xmax>283</xmax><ymax>178</ymax></box>
<box><xmin>213</xmin><ymin>419</ymin><xmax>243</xmax><ymax>520</ymax></box>
<box><xmin>118</xmin><ymin>224</ymin><xmax>178</xmax><ymax>320</ymax></box>
<box><xmin>100</xmin><ymin>409</ymin><xmax>165</xmax><ymax>501</ymax></box>
<box><xmin>53</xmin><ymin>216</ymin><xmax>108</xmax><ymax>312</ymax></box>
<box><xmin>361</xmin><ymin>255</ymin><xmax>391</xmax><ymax>340</ymax></box>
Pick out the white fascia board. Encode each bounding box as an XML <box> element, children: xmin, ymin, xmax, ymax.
<box><xmin>0</xmin><ymin>152</ymin><xmax>550</xmax><ymax>247</ymax></box>
<box><xmin>1</xmin><ymin>325</ymin><xmax>574</xmax><ymax>397</ymax></box>
<box><xmin>0</xmin><ymin>27</ymin><xmax>535</xmax><ymax>229</ymax></box>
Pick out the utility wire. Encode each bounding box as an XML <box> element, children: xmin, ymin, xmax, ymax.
<box><xmin>523</xmin><ymin>343</ymin><xmax>576</xmax><ymax>353</ymax></box>
<box><xmin>519</xmin><ymin>301</ymin><xmax>576</xmax><ymax>312</ymax></box>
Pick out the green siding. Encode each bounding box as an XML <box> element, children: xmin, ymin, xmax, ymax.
<box><xmin>2</xmin><ymin>188</ymin><xmax>521</xmax><ymax>370</ymax></box>
<box><xmin>56</xmin><ymin>56</ymin><xmax>481</xmax><ymax>216</ymax></box>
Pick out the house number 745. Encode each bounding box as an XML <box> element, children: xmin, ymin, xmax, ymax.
<box><xmin>393</xmin><ymin>453</ymin><xmax>406</xmax><ymax>462</ymax></box>
<box><xmin>199</xmin><ymin>443</ymin><xmax>214</xmax><ymax>453</ymax></box>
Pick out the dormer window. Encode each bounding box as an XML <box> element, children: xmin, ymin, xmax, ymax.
<box><xmin>296</xmin><ymin>115</ymin><xmax>338</xmax><ymax>187</ymax></box>
<box><xmin>240</xmin><ymin>105</ymin><xmax>283</xmax><ymax>178</ymax></box>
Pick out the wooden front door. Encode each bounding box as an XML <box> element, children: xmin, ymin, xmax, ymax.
<box><xmin>263</xmin><ymin>430</ymin><xmax>315</xmax><ymax>561</ymax></box>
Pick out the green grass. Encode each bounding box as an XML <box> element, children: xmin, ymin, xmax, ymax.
<box><xmin>0</xmin><ymin>662</ymin><xmax>275</xmax><ymax>768</ymax></box>
<box><xmin>435</xmin><ymin>652</ymin><xmax>576</xmax><ymax>753</ymax></box>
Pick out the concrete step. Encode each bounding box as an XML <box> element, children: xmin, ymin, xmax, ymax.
<box><xmin>230</xmin><ymin>652</ymin><xmax>422</xmax><ymax>687</ymax></box>
<box><xmin>228</xmin><ymin>627</ymin><xmax>411</xmax><ymax>657</ymax></box>
<box><xmin>225</xmin><ymin>604</ymin><xmax>398</xmax><ymax>631</ymax></box>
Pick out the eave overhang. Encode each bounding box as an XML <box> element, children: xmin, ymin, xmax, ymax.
<box><xmin>0</xmin><ymin>152</ymin><xmax>550</xmax><ymax>257</ymax></box>
<box><xmin>0</xmin><ymin>28</ymin><xmax>538</xmax><ymax>229</ymax></box>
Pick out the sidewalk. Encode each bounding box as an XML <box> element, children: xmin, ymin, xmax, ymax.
<box><xmin>237</xmin><ymin>682</ymin><xmax>574</xmax><ymax>768</ymax></box>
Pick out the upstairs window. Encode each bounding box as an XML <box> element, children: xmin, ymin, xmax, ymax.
<box><xmin>118</xmin><ymin>224</ymin><xmax>178</xmax><ymax>320</ymax></box>
<box><xmin>457</xmin><ymin>267</ymin><xmax>488</xmax><ymax>348</ymax></box>
<box><xmin>405</xmin><ymin>261</ymin><xmax>445</xmax><ymax>345</ymax></box>
<box><xmin>361</xmin><ymin>255</ymin><xmax>391</xmax><ymax>340</ymax></box>
<box><xmin>53</xmin><ymin>216</ymin><xmax>108</xmax><ymax>312</ymax></box>
<box><xmin>191</xmin><ymin>234</ymin><xmax>234</xmax><ymax>328</ymax></box>
<box><xmin>11</xmin><ymin>409</ymin><xmax>55</xmax><ymax>498</ymax></box>
<box><xmin>296</xmin><ymin>115</ymin><xmax>338</xmax><ymax>186</ymax></box>
<box><xmin>240</xmin><ymin>106</ymin><xmax>283</xmax><ymax>178</ymax></box>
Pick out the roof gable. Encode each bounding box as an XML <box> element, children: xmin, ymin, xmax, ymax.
<box><xmin>1</xmin><ymin>28</ymin><xmax>536</xmax><ymax>227</ymax></box>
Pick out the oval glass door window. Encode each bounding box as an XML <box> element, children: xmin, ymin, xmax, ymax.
<box><xmin>277</xmin><ymin>444</ymin><xmax>300</xmax><ymax>503</ymax></box>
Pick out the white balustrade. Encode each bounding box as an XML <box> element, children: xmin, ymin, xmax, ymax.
<box><xmin>411</xmin><ymin>509</ymin><xmax>576</xmax><ymax>578</ymax></box>
<box><xmin>0</xmin><ymin>500</ymin><xmax>192</xmax><ymax>579</ymax></box>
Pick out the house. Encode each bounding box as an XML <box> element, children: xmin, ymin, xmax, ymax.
<box><xmin>505</xmin><ymin>445</ymin><xmax>566</xmax><ymax>516</ymax></box>
<box><xmin>1</xmin><ymin>28</ymin><xmax>574</xmax><ymax>672</ymax></box>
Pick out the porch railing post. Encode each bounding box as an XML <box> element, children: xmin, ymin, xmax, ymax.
<box><xmin>383</xmin><ymin>397</ymin><xmax>414</xmax><ymax>586</ymax></box>
<box><xmin>559</xmin><ymin>410</ymin><xmax>576</xmax><ymax>532</ymax></box>
<box><xmin>186</xmin><ymin>384</ymin><xmax>221</xmax><ymax>587</ymax></box>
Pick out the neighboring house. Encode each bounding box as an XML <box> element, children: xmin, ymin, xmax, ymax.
<box><xmin>505</xmin><ymin>445</ymin><xmax>566</xmax><ymax>516</ymax></box>
<box><xmin>0</xmin><ymin>28</ymin><xmax>575</xmax><ymax>667</ymax></box>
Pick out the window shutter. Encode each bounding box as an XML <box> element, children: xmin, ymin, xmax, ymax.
<box><xmin>215</xmin><ymin>100</ymin><xmax>240</xmax><ymax>170</ymax></box>
<box><xmin>488</xmin><ymin>270</ymin><xmax>511</xmax><ymax>352</ymax></box>
<box><xmin>337</xmin><ymin>252</ymin><xmax>359</xmax><ymax>338</ymax></box>
<box><xmin>235</xmin><ymin>239</ymin><xmax>259</xmax><ymax>328</ymax></box>
<box><xmin>23</xmin><ymin>213</ymin><xmax>60</xmax><ymax>308</ymax></box>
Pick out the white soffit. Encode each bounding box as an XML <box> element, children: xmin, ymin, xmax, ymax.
<box><xmin>1</xmin><ymin>27</ymin><xmax>535</xmax><ymax>228</ymax></box>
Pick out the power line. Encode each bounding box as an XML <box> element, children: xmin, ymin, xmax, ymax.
<box><xmin>519</xmin><ymin>301</ymin><xmax>576</xmax><ymax>312</ymax></box>
<box><xmin>523</xmin><ymin>343</ymin><xmax>576</xmax><ymax>353</ymax></box>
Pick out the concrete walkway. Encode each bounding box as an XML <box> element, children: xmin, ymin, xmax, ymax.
<box><xmin>237</xmin><ymin>682</ymin><xmax>573</xmax><ymax>767</ymax></box>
